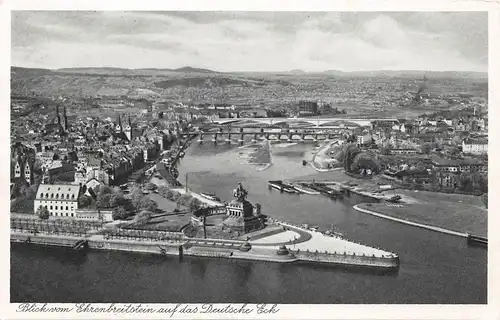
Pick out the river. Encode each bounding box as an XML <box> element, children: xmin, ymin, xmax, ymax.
<box><xmin>10</xmin><ymin>141</ymin><xmax>487</xmax><ymax>303</ymax></box>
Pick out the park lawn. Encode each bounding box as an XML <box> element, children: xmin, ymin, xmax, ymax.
<box><xmin>129</xmin><ymin>214</ymin><xmax>191</xmax><ymax>232</ymax></box>
<box><xmin>148</xmin><ymin>192</ymin><xmax>188</xmax><ymax>213</ymax></box>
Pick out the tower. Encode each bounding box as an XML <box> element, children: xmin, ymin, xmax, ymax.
<box><xmin>115</xmin><ymin>114</ymin><xmax>122</xmax><ymax>133</ymax></box>
<box><xmin>56</xmin><ymin>105</ymin><xmax>61</xmax><ymax>125</ymax></box>
<box><xmin>62</xmin><ymin>106</ymin><xmax>68</xmax><ymax>131</ymax></box>
<box><xmin>124</xmin><ymin>114</ymin><xmax>132</xmax><ymax>141</ymax></box>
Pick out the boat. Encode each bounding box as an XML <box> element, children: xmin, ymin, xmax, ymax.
<box><xmin>467</xmin><ymin>234</ymin><xmax>487</xmax><ymax>247</ymax></box>
<box><xmin>268</xmin><ymin>180</ymin><xmax>298</xmax><ymax>193</ymax></box>
<box><xmin>293</xmin><ymin>183</ymin><xmax>320</xmax><ymax>195</ymax></box>
<box><xmin>200</xmin><ymin>192</ymin><xmax>221</xmax><ymax>202</ymax></box>
<box><xmin>386</xmin><ymin>195</ymin><xmax>402</xmax><ymax>203</ymax></box>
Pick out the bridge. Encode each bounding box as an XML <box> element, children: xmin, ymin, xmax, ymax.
<box><xmin>211</xmin><ymin>117</ymin><xmax>399</xmax><ymax>128</ymax></box>
<box><xmin>181</xmin><ymin>127</ymin><xmax>346</xmax><ymax>143</ymax></box>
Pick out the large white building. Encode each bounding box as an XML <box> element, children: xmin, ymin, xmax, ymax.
<box><xmin>462</xmin><ymin>139</ymin><xmax>488</xmax><ymax>155</ymax></box>
<box><xmin>34</xmin><ymin>184</ymin><xmax>81</xmax><ymax>218</ymax></box>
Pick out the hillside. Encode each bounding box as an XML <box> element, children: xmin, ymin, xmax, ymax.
<box><xmin>10</xmin><ymin>66</ymin><xmax>487</xmax><ymax>118</ymax></box>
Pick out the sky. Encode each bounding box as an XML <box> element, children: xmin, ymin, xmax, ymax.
<box><xmin>11</xmin><ymin>11</ymin><xmax>488</xmax><ymax>72</ymax></box>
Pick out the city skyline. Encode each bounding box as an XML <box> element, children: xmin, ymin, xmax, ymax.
<box><xmin>11</xmin><ymin>11</ymin><xmax>488</xmax><ymax>72</ymax></box>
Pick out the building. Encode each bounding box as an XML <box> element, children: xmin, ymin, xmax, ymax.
<box><xmin>390</xmin><ymin>148</ymin><xmax>418</xmax><ymax>155</ymax></box>
<box><xmin>12</xmin><ymin>154</ymin><xmax>35</xmax><ymax>186</ymax></box>
<box><xmin>222</xmin><ymin>183</ymin><xmax>264</xmax><ymax>233</ymax></box>
<box><xmin>462</xmin><ymin>139</ymin><xmax>488</xmax><ymax>155</ymax></box>
<box><xmin>34</xmin><ymin>184</ymin><xmax>81</xmax><ymax>218</ymax></box>
<box><xmin>298</xmin><ymin>101</ymin><xmax>319</xmax><ymax>116</ymax></box>
<box><xmin>356</xmin><ymin>133</ymin><xmax>372</xmax><ymax>147</ymax></box>
<box><xmin>75</xmin><ymin>208</ymin><xmax>113</xmax><ymax>222</ymax></box>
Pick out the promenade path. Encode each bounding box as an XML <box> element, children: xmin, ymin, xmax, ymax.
<box><xmin>171</xmin><ymin>188</ymin><xmax>224</xmax><ymax>207</ymax></box>
<box><xmin>251</xmin><ymin>230</ymin><xmax>301</xmax><ymax>244</ymax></box>
<box><xmin>275</xmin><ymin>222</ymin><xmax>395</xmax><ymax>257</ymax></box>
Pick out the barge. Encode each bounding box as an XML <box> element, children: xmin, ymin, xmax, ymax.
<box><xmin>293</xmin><ymin>183</ymin><xmax>320</xmax><ymax>195</ymax></box>
<box><xmin>268</xmin><ymin>180</ymin><xmax>299</xmax><ymax>193</ymax></box>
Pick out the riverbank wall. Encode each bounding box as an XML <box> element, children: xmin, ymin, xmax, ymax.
<box><xmin>88</xmin><ymin>238</ymin><xmax>183</xmax><ymax>255</ymax></box>
<box><xmin>11</xmin><ymin>232</ymin><xmax>83</xmax><ymax>248</ymax></box>
<box><xmin>353</xmin><ymin>204</ymin><xmax>468</xmax><ymax>238</ymax></box>
<box><xmin>295</xmin><ymin>250</ymin><xmax>399</xmax><ymax>269</ymax></box>
<box><xmin>11</xmin><ymin>228</ymin><xmax>399</xmax><ymax>269</ymax></box>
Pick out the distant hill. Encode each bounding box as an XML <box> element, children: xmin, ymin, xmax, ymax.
<box><xmin>173</xmin><ymin>66</ymin><xmax>219</xmax><ymax>73</ymax></box>
<box><xmin>56</xmin><ymin>67</ymin><xmax>132</xmax><ymax>74</ymax></box>
<box><xmin>154</xmin><ymin>76</ymin><xmax>273</xmax><ymax>89</ymax></box>
<box><xmin>288</xmin><ymin>69</ymin><xmax>306</xmax><ymax>74</ymax></box>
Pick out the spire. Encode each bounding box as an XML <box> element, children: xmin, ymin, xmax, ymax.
<box><xmin>56</xmin><ymin>105</ymin><xmax>61</xmax><ymax>125</ymax></box>
<box><xmin>62</xmin><ymin>106</ymin><xmax>68</xmax><ymax>130</ymax></box>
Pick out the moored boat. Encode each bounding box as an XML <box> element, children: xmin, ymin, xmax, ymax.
<box><xmin>200</xmin><ymin>192</ymin><xmax>221</xmax><ymax>202</ymax></box>
<box><xmin>293</xmin><ymin>183</ymin><xmax>320</xmax><ymax>195</ymax></box>
<box><xmin>268</xmin><ymin>180</ymin><xmax>299</xmax><ymax>193</ymax></box>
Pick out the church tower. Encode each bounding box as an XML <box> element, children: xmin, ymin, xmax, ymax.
<box><xmin>115</xmin><ymin>114</ymin><xmax>122</xmax><ymax>133</ymax></box>
<box><xmin>56</xmin><ymin>105</ymin><xmax>61</xmax><ymax>126</ymax></box>
<box><xmin>124</xmin><ymin>114</ymin><xmax>132</xmax><ymax>141</ymax></box>
<box><xmin>62</xmin><ymin>106</ymin><xmax>68</xmax><ymax>131</ymax></box>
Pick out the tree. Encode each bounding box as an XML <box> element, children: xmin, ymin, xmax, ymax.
<box><xmin>140</xmin><ymin>197</ymin><xmax>158</xmax><ymax>212</ymax></box>
<box><xmin>188</xmin><ymin>198</ymin><xmax>202</xmax><ymax>212</ymax></box>
<box><xmin>99</xmin><ymin>193</ymin><xmax>112</xmax><ymax>208</ymax></box>
<box><xmin>352</xmin><ymin>152</ymin><xmax>381</xmax><ymax>174</ymax></box>
<box><xmin>158</xmin><ymin>185</ymin><xmax>169</xmax><ymax>196</ymax></box>
<box><xmin>344</xmin><ymin>144</ymin><xmax>361</xmax><ymax>172</ymax></box>
<box><xmin>130</xmin><ymin>186</ymin><xmax>144</xmax><ymax>210</ymax></box>
<box><xmin>112</xmin><ymin>206</ymin><xmax>128</xmax><ymax>220</ymax></box>
<box><xmin>109</xmin><ymin>191</ymin><xmax>125</xmax><ymax>208</ymax></box>
<box><xmin>165</xmin><ymin>189</ymin><xmax>174</xmax><ymax>200</ymax></box>
<box><xmin>459</xmin><ymin>173</ymin><xmax>474</xmax><ymax>192</ymax></box>
<box><xmin>36</xmin><ymin>205</ymin><xmax>50</xmax><ymax>220</ymax></box>
<box><xmin>133</xmin><ymin>210</ymin><xmax>153</xmax><ymax>225</ymax></box>
<box><xmin>98</xmin><ymin>185</ymin><xmax>112</xmax><ymax>197</ymax></box>
<box><xmin>478</xmin><ymin>174</ymin><xmax>488</xmax><ymax>193</ymax></box>
<box><xmin>171</xmin><ymin>191</ymin><xmax>181</xmax><ymax>202</ymax></box>
<box><xmin>78</xmin><ymin>195</ymin><xmax>94</xmax><ymax>208</ymax></box>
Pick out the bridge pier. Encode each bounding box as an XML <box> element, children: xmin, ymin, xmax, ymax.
<box><xmin>212</xmin><ymin>133</ymin><xmax>218</xmax><ymax>143</ymax></box>
<box><xmin>287</xmin><ymin>133</ymin><xmax>293</xmax><ymax>142</ymax></box>
<box><xmin>252</xmin><ymin>133</ymin><xmax>258</xmax><ymax>143</ymax></box>
<box><xmin>301</xmin><ymin>133</ymin><xmax>305</xmax><ymax>142</ymax></box>
<box><xmin>197</xmin><ymin>134</ymin><xmax>204</xmax><ymax>144</ymax></box>
<box><xmin>314</xmin><ymin>134</ymin><xmax>318</xmax><ymax>142</ymax></box>
<box><xmin>238</xmin><ymin>133</ymin><xmax>244</xmax><ymax>144</ymax></box>
<box><xmin>266</xmin><ymin>133</ymin><xmax>270</xmax><ymax>140</ymax></box>
<box><xmin>225</xmin><ymin>133</ymin><xmax>232</xmax><ymax>144</ymax></box>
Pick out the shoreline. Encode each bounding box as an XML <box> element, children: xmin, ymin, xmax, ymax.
<box><xmin>10</xmin><ymin>221</ymin><xmax>400</xmax><ymax>269</ymax></box>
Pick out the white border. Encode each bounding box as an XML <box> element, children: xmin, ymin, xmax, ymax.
<box><xmin>1</xmin><ymin>1</ymin><xmax>498</xmax><ymax>319</ymax></box>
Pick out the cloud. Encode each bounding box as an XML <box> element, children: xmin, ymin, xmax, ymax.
<box><xmin>11</xmin><ymin>11</ymin><xmax>488</xmax><ymax>72</ymax></box>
